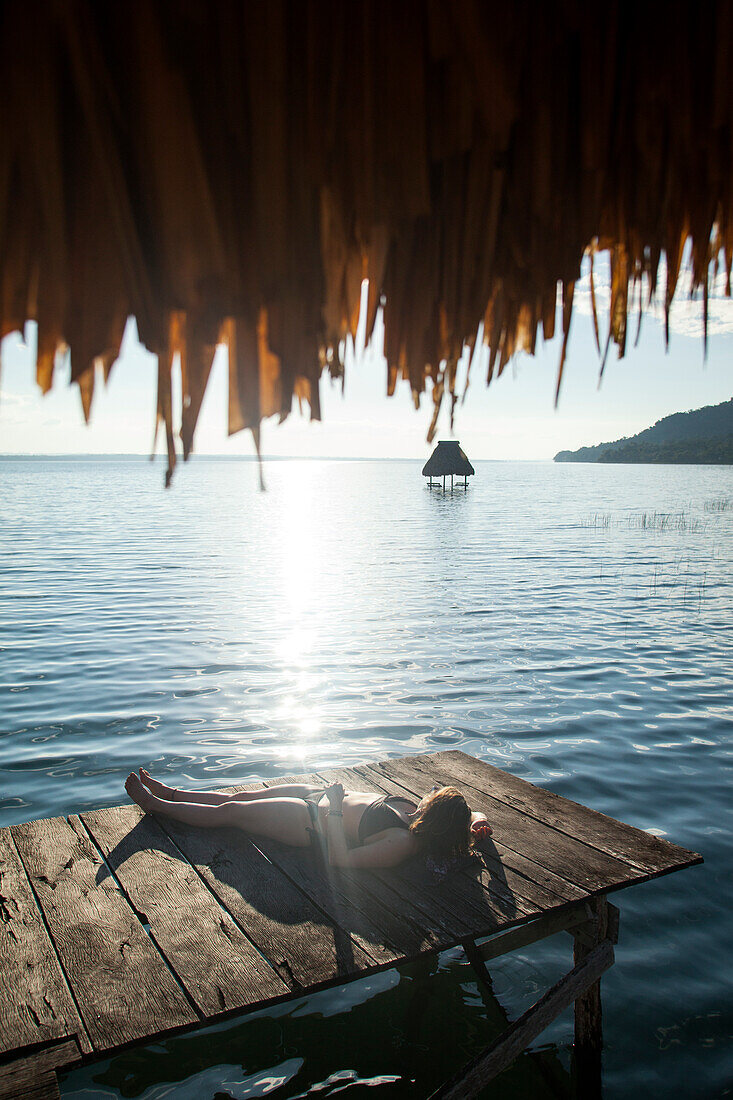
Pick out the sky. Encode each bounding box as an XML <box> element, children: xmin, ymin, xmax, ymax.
<box><xmin>1</xmin><ymin>253</ymin><xmax>731</xmax><ymax>461</ymax></box>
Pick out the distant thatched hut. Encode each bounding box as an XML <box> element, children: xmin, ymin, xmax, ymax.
<box><xmin>422</xmin><ymin>441</ymin><xmax>475</xmax><ymax>490</ymax></box>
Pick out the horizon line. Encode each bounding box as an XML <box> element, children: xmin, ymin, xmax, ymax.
<box><xmin>0</xmin><ymin>452</ymin><xmax>529</xmax><ymax>463</ymax></box>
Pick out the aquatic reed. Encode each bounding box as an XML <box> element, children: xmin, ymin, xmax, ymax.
<box><xmin>627</xmin><ymin>511</ymin><xmax>703</xmax><ymax>532</ymax></box>
<box><xmin>578</xmin><ymin>513</ymin><xmax>612</xmax><ymax>528</ymax></box>
<box><xmin>578</xmin><ymin>510</ymin><xmax>709</xmax><ymax>533</ymax></box>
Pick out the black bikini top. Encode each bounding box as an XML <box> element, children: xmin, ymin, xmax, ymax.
<box><xmin>358</xmin><ymin>795</ymin><xmax>418</xmax><ymax>842</ymax></box>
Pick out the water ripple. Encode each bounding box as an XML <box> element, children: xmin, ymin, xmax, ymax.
<box><xmin>2</xmin><ymin>456</ymin><xmax>732</xmax><ymax>1098</ymax></box>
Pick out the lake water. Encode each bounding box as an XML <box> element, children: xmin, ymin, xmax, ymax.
<box><xmin>1</xmin><ymin>455</ymin><xmax>731</xmax><ymax>1099</ymax></box>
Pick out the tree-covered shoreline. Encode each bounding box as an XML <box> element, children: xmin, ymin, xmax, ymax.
<box><xmin>555</xmin><ymin>398</ymin><xmax>733</xmax><ymax>464</ymax></box>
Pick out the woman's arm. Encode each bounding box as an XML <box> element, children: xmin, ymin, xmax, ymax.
<box><xmin>331</xmin><ymin>831</ymin><xmax>416</xmax><ymax>868</ymax></box>
<box><xmin>323</xmin><ymin>783</ymin><xmax>351</xmax><ymax>868</ymax></box>
<box><xmin>323</xmin><ymin>783</ymin><xmax>416</xmax><ymax>868</ymax></box>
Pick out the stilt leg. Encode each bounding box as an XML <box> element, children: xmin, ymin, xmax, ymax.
<box><xmin>573</xmin><ymin>896</ymin><xmax>609</xmax><ymax>1099</ymax></box>
<box><xmin>463</xmin><ymin>938</ymin><xmax>495</xmax><ymax>994</ymax></box>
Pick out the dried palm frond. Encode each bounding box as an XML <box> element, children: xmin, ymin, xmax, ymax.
<box><xmin>0</xmin><ymin>1</ymin><xmax>729</xmax><ymax>482</ymax></box>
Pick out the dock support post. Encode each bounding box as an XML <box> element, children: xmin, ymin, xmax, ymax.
<box><xmin>573</xmin><ymin>896</ymin><xmax>616</xmax><ymax>1099</ymax></box>
<box><xmin>430</xmin><ymin>939</ymin><xmax>614</xmax><ymax>1098</ymax></box>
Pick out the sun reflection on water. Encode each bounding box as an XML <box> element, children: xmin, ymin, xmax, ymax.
<box><xmin>278</xmin><ymin>465</ymin><xmax>319</xmax><ymax>614</ymax></box>
<box><xmin>279</xmin><ymin>627</ymin><xmax>317</xmax><ymax>665</ymax></box>
<box><xmin>273</xmin><ymin>469</ymin><xmax>325</xmax><ymax>755</ymax></box>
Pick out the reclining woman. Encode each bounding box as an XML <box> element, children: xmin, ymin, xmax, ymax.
<box><xmin>125</xmin><ymin>770</ymin><xmax>492</xmax><ymax>870</ymax></box>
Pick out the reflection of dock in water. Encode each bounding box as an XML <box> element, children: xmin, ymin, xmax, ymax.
<box><xmin>0</xmin><ymin>750</ymin><xmax>701</xmax><ymax>1098</ymax></box>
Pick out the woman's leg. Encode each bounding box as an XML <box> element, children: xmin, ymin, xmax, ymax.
<box><xmin>138</xmin><ymin>769</ymin><xmax>319</xmax><ymax>806</ymax></box>
<box><xmin>126</xmin><ymin>772</ymin><xmax>312</xmax><ymax>846</ymax></box>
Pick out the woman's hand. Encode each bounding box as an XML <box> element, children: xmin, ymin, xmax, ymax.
<box><xmin>325</xmin><ymin>782</ymin><xmax>345</xmax><ymax>810</ymax></box>
<box><xmin>470</xmin><ymin>811</ymin><xmax>492</xmax><ymax>838</ymax></box>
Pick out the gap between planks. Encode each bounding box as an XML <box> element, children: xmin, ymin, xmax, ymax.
<box><xmin>0</xmin><ymin>828</ymin><xmax>93</xmax><ymax>1060</ymax></box>
<box><xmin>78</xmin><ymin>807</ymin><xmax>290</xmax><ymax>1017</ymax></box>
<box><xmin>364</xmin><ymin>753</ymin><xmax>692</xmax><ymax>897</ymax></box>
<box><xmin>315</xmin><ymin>761</ymin><xmax>588</xmax><ymax>921</ymax></box>
<box><xmin>239</xmin><ymin>774</ymin><xmax>459</xmax><ymax>962</ymax></box>
<box><xmin>284</xmin><ymin>768</ymin><xmax>540</xmax><ymax>938</ymax></box>
<box><xmin>401</xmin><ymin>750</ymin><xmax>702</xmax><ymax>874</ymax></box>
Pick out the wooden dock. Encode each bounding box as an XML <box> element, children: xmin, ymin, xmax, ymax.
<box><xmin>0</xmin><ymin>750</ymin><xmax>702</xmax><ymax>1098</ymax></box>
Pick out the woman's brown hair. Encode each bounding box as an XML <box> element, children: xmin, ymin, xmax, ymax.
<box><xmin>408</xmin><ymin>786</ymin><xmax>473</xmax><ymax>863</ymax></box>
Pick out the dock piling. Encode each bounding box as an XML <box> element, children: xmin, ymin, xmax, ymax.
<box><xmin>572</xmin><ymin>896</ymin><xmax>618</xmax><ymax>1097</ymax></box>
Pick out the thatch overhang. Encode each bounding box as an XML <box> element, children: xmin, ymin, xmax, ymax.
<box><xmin>422</xmin><ymin>441</ymin><xmax>475</xmax><ymax>478</ymax></box>
<box><xmin>2</xmin><ymin>2</ymin><xmax>732</xmax><ymax>482</ymax></box>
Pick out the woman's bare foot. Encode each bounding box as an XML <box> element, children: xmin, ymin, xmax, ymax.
<box><xmin>125</xmin><ymin>771</ymin><xmax>156</xmax><ymax>813</ymax></box>
<box><xmin>139</xmin><ymin>768</ymin><xmax>175</xmax><ymax>800</ymax></box>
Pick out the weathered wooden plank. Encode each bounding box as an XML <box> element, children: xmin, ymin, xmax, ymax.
<box><xmin>373</xmin><ymin>755</ymin><xmax>641</xmax><ymax>894</ymax></box>
<box><xmin>185</xmin><ymin>774</ymin><xmax>414</xmax><ymax>969</ymax></box>
<box><xmin>420</xmin><ymin>750</ymin><xmax>703</xmax><ymax>874</ymax></box>
<box><xmin>248</xmin><ymin>780</ymin><xmax>436</xmax><ymax>965</ymax></box>
<box><xmin>156</xmin><ymin>816</ymin><xmax>373</xmax><ymax>990</ymax></box>
<box><xmin>478</xmin><ymin>839</ymin><xmax>589</xmax><ymax>906</ymax></box>
<box><xmin>249</xmin><ymin>832</ymin><xmax>418</xmax><ymax>966</ymax></box>
<box><xmin>315</xmin><ymin>765</ymin><xmax>538</xmax><ymax>940</ymax></box>
<box><xmin>214</xmin><ymin>774</ymin><xmax>442</xmax><ymax>963</ymax></box>
<box><xmin>346</xmin><ymin>762</ymin><xmax>588</xmax><ymax>913</ymax></box>
<box><xmin>1</xmin><ymin>1071</ymin><xmax>59</xmax><ymax>1100</ymax></box>
<box><xmin>243</xmin><ymin>764</ymin><xmax>586</xmax><ymax>910</ymax></box>
<box><xmin>10</xmin><ymin>815</ymin><xmax>197</xmax><ymax>1052</ymax></box>
<box><xmin>0</xmin><ymin>1039</ymin><xmax>80</xmax><ymax>1100</ymax></box>
<box><xmin>432</xmin><ymin>939</ymin><xmax>615</xmax><ymax>1099</ymax></box>
<box><xmin>228</xmin><ymin>774</ymin><xmax>459</xmax><ymax>953</ymax></box>
<box><xmin>0</xmin><ymin>830</ymin><xmax>91</xmax><ymax>1059</ymax></box>
<box><xmin>81</xmin><ymin>804</ymin><xmax>289</xmax><ymax>1016</ymax></box>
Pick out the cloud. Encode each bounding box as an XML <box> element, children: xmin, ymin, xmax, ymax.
<box><xmin>648</xmin><ymin>286</ymin><xmax>733</xmax><ymax>339</ymax></box>
<box><xmin>573</xmin><ymin>252</ymin><xmax>733</xmax><ymax>341</ymax></box>
<box><xmin>0</xmin><ymin>390</ymin><xmax>32</xmax><ymax>410</ymax></box>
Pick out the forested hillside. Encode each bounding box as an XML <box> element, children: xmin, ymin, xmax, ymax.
<box><xmin>555</xmin><ymin>399</ymin><xmax>733</xmax><ymax>464</ymax></box>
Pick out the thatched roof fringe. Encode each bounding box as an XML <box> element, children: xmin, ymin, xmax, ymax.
<box><xmin>1</xmin><ymin>2</ymin><xmax>731</xmax><ymax>482</ymax></box>
<box><xmin>422</xmin><ymin>440</ymin><xmax>475</xmax><ymax>477</ymax></box>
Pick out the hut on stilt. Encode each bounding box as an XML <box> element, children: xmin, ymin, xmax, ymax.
<box><xmin>422</xmin><ymin>440</ymin><xmax>475</xmax><ymax>490</ymax></box>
